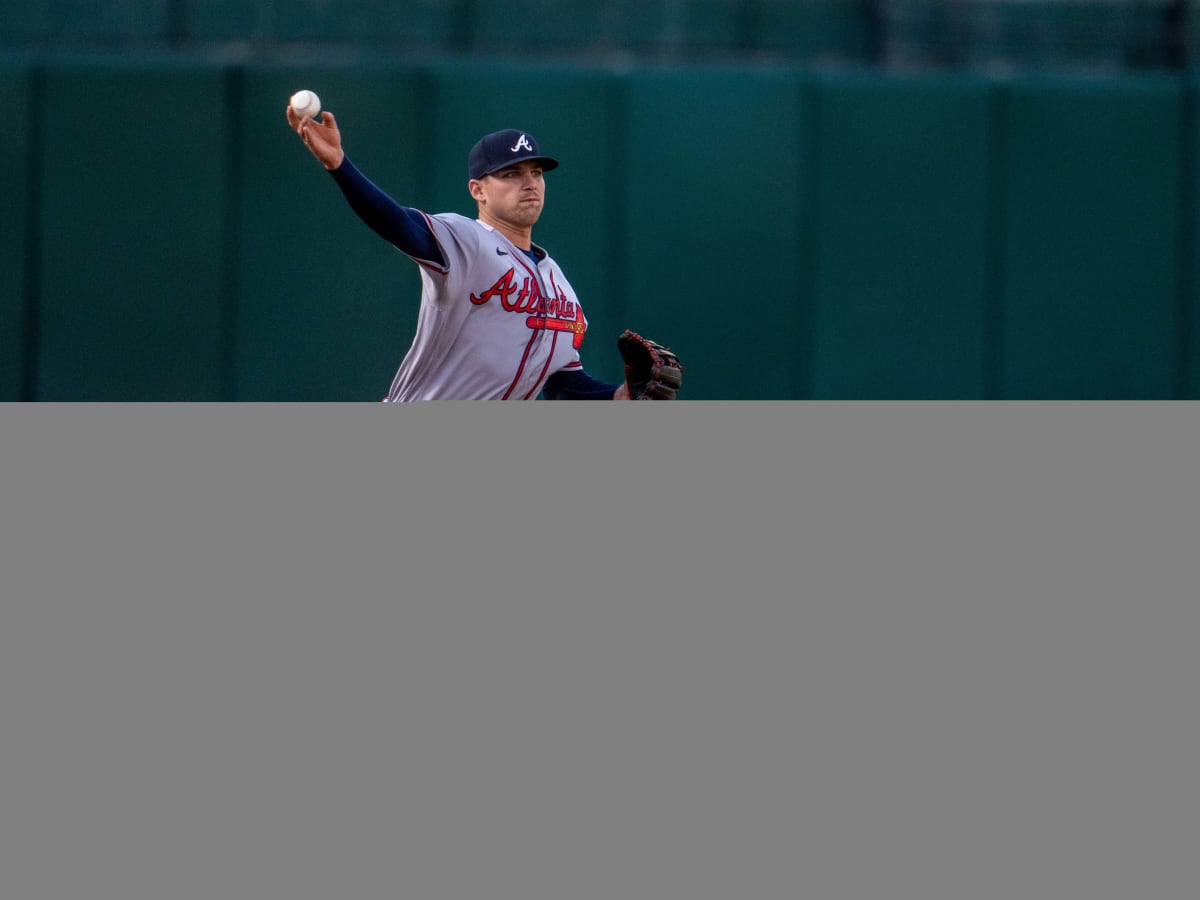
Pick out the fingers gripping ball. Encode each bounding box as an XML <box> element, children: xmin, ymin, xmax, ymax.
<box><xmin>290</xmin><ymin>89</ymin><xmax>321</xmax><ymax>119</ymax></box>
<box><xmin>617</xmin><ymin>330</ymin><xmax>684</xmax><ymax>400</ymax></box>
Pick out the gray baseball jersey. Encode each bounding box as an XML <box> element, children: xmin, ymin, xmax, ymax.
<box><xmin>384</xmin><ymin>213</ymin><xmax>587</xmax><ymax>401</ymax></box>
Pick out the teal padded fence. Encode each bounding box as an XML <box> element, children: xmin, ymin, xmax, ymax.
<box><xmin>808</xmin><ymin>75</ymin><xmax>996</xmax><ymax>400</ymax></box>
<box><xmin>4</xmin><ymin>56</ymin><xmax>1199</xmax><ymax>399</ymax></box>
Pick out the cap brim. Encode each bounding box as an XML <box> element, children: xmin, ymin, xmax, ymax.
<box><xmin>476</xmin><ymin>155</ymin><xmax>559</xmax><ymax>179</ymax></box>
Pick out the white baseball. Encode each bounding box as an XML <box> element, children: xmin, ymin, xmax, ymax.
<box><xmin>290</xmin><ymin>89</ymin><xmax>321</xmax><ymax>119</ymax></box>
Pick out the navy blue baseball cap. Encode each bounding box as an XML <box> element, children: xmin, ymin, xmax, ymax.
<box><xmin>468</xmin><ymin>129</ymin><xmax>559</xmax><ymax>180</ymax></box>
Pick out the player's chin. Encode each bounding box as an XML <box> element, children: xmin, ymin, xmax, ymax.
<box><xmin>514</xmin><ymin>204</ymin><xmax>542</xmax><ymax>225</ymax></box>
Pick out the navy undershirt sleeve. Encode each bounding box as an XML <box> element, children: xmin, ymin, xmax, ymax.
<box><xmin>542</xmin><ymin>368</ymin><xmax>621</xmax><ymax>400</ymax></box>
<box><xmin>330</xmin><ymin>157</ymin><xmax>446</xmax><ymax>267</ymax></box>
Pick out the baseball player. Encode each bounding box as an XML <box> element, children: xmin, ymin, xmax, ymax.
<box><xmin>287</xmin><ymin>104</ymin><xmax>681</xmax><ymax>401</ymax></box>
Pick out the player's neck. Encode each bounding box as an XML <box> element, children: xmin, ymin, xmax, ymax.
<box><xmin>479</xmin><ymin>212</ymin><xmax>533</xmax><ymax>250</ymax></box>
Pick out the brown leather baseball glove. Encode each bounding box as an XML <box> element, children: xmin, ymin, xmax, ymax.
<box><xmin>617</xmin><ymin>330</ymin><xmax>684</xmax><ymax>400</ymax></box>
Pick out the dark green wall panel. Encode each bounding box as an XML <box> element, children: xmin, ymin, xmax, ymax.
<box><xmin>232</xmin><ymin>65</ymin><xmax>425</xmax><ymax>400</ymax></box>
<box><xmin>1</xmin><ymin>65</ymin><xmax>31</xmax><ymax>400</ymax></box>
<box><xmin>998</xmin><ymin>78</ymin><xmax>1181</xmax><ymax>399</ymax></box>
<box><xmin>426</xmin><ymin>61</ymin><xmax>626</xmax><ymax>385</ymax></box>
<box><xmin>809</xmin><ymin>75</ymin><xmax>994</xmax><ymax>399</ymax></box>
<box><xmin>35</xmin><ymin>63</ymin><xmax>227</xmax><ymax>400</ymax></box>
<box><xmin>624</xmin><ymin>68</ymin><xmax>808</xmax><ymax>399</ymax></box>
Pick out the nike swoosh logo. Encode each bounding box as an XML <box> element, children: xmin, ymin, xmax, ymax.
<box><xmin>495</xmin><ymin>247</ymin><xmax>509</xmax><ymax>256</ymax></box>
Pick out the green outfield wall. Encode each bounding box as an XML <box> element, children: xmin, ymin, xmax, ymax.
<box><xmin>4</xmin><ymin>56</ymin><xmax>1197</xmax><ymax>399</ymax></box>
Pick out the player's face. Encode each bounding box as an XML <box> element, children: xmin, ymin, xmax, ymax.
<box><xmin>473</xmin><ymin>161</ymin><xmax>545</xmax><ymax>229</ymax></box>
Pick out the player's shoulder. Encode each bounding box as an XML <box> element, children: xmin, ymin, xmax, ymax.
<box><xmin>429</xmin><ymin>212</ymin><xmax>474</xmax><ymax>226</ymax></box>
<box><xmin>426</xmin><ymin>212</ymin><xmax>483</xmax><ymax>245</ymax></box>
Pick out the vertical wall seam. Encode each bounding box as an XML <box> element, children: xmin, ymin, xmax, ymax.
<box><xmin>218</xmin><ymin>64</ymin><xmax>245</xmax><ymax>401</ymax></box>
<box><xmin>605</xmin><ymin>68</ymin><xmax>630</xmax><ymax>335</ymax></box>
<box><xmin>982</xmin><ymin>80</ymin><xmax>1009</xmax><ymax>401</ymax></box>
<box><xmin>20</xmin><ymin>63</ymin><xmax>45</xmax><ymax>402</ymax></box>
<box><xmin>1175</xmin><ymin>79</ymin><xmax>1195</xmax><ymax>399</ymax></box>
<box><xmin>795</xmin><ymin>75</ymin><xmax>822</xmax><ymax>400</ymax></box>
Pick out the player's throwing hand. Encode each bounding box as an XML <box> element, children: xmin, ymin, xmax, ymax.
<box><xmin>287</xmin><ymin>105</ymin><xmax>345</xmax><ymax>171</ymax></box>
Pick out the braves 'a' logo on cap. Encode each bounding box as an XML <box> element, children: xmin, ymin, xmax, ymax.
<box><xmin>510</xmin><ymin>134</ymin><xmax>534</xmax><ymax>153</ymax></box>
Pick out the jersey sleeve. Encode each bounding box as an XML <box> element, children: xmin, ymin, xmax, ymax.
<box><xmin>329</xmin><ymin>157</ymin><xmax>447</xmax><ymax>269</ymax></box>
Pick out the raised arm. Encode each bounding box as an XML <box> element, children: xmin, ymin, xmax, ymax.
<box><xmin>286</xmin><ymin>106</ymin><xmax>444</xmax><ymax>266</ymax></box>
